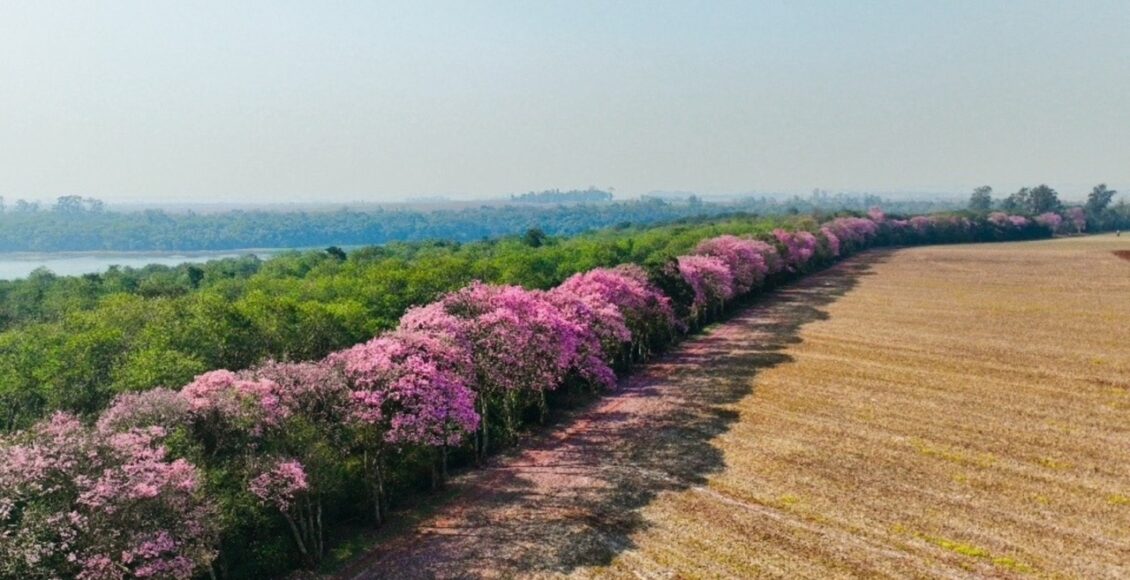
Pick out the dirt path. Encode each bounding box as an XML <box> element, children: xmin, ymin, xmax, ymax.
<box><xmin>340</xmin><ymin>235</ymin><xmax>1130</xmax><ymax>579</ymax></box>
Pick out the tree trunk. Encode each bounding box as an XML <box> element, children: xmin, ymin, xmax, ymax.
<box><xmin>365</xmin><ymin>447</ymin><xmax>385</xmax><ymax>526</ymax></box>
<box><xmin>480</xmin><ymin>398</ymin><xmax>490</xmax><ymax>459</ymax></box>
<box><xmin>283</xmin><ymin>512</ymin><xmax>310</xmax><ymax>564</ymax></box>
<box><xmin>317</xmin><ymin>499</ymin><xmax>324</xmax><ymax>558</ymax></box>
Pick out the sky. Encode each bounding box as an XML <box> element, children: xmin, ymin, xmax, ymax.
<box><xmin>1</xmin><ymin>0</ymin><xmax>1128</xmax><ymax>203</ymax></box>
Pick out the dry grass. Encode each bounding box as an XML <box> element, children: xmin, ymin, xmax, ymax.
<box><xmin>583</xmin><ymin>234</ymin><xmax>1130</xmax><ymax>579</ymax></box>
<box><xmin>341</xmin><ymin>234</ymin><xmax>1130</xmax><ymax>580</ymax></box>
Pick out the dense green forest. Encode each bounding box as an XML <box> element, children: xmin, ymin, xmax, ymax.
<box><xmin>0</xmin><ymin>213</ymin><xmax>803</xmax><ymax>431</ymax></box>
<box><xmin>0</xmin><ymin>193</ymin><xmax>959</xmax><ymax>252</ymax></box>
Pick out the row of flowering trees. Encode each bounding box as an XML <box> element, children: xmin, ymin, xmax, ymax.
<box><xmin>0</xmin><ymin>210</ymin><xmax>1052</xmax><ymax>578</ymax></box>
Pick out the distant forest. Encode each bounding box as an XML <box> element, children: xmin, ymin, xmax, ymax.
<box><xmin>509</xmin><ymin>187</ymin><xmax>614</xmax><ymax>203</ymax></box>
<box><xmin>0</xmin><ymin>193</ymin><xmax>961</xmax><ymax>252</ymax></box>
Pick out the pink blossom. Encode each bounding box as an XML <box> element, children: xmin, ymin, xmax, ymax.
<box><xmin>97</xmin><ymin>388</ymin><xmax>189</xmax><ymax>435</ymax></box>
<box><xmin>399</xmin><ymin>282</ymin><xmax>587</xmax><ymax>396</ymax></box>
<box><xmin>249</xmin><ymin>459</ymin><xmax>309</xmax><ymax>512</ymax></box>
<box><xmin>1035</xmin><ymin>212</ymin><xmax>1063</xmax><ymax>233</ymax></box>
<box><xmin>0</xmin><ymin>414</ymin><xmax>216</xmax><ymax>579</ymax></box>
<box><xmin>555</xmin><ymin>265</ymin><xmax>679</xmax><ymax>358</ymax></box>
<box><xmin>772</xmin><ymin>229</ymin><xmax>819</xmax><ymax>271</ymax></box>
<box><xmin>676</xmin><ymin>255</ymin><xmax>734</xmax><ymax>315</ymax></box>
<box><xmin>329</xmin><ymin>330</ymin><xmax>479</xmax><ymax>446</ymax></box>
<box><xmin>1066</xmin><ymin>206</ymin><xmax>1087</xmax><ymax>232</ymax></box>
<box><xmin>910</xmin><ymin>216</ymin><xmax>932</xmax><ymax>233</ymax></box>
<box><xmin>181</xmin><ymin>370</ymin><xmax>290</xmax><ymax>432</ymax></box>
<box><xmin>694</xmin><ymin>235</ymin><xmax>770</xmax><ymax>295</ymax></box>
<box><xmin>545</xmin><ymin>289</ymin><xmax>623</xmax><ymax>387</ymax></box>
<box><xmin>820</xmin><ymin>227</ymin><xmax>842</xmax><ymax>257</ymax></box>
<box><xmin>77</xmin><ymin>554</ymin><xmax>119</xmax><ymax>580</ymax></box>
<box><xmin>244</xmin><ymin>360</ymin><xmax>351</xmax><ymax>422</ymax></box>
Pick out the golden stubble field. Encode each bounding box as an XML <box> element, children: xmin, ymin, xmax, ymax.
<box><xmin>583</xmin><ymin>234</ymin><xmax>1130</xmax><ymax>579</ymax></box>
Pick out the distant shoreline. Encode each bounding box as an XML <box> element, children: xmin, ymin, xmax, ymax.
<box><xmin>0</xmin><ymin>249</ymin><xmax>285</xmax><ymax>281</ymax></box>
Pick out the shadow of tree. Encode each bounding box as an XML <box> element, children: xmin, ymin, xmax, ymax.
<box><xmin>340</xmin><ymin>252</ymin><xmax>888</xmax><ymax>579</ymax></box>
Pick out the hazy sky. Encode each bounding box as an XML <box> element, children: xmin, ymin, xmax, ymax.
<box><xmin>2</xmin><ymin>1</ymin><xmax>1128</xmax><ymax>203</ymax></box>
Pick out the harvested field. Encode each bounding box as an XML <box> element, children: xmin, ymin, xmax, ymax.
<box><xmin>341</xmin><ymin>234</ymin><xmax>1130</xmax><ymax>579</ymax></box>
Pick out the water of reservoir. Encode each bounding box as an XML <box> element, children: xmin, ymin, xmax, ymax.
<box><xmin>0</xmin><ymin>250</ymin><xmax>278</xmax><ymax>280</ymax></box>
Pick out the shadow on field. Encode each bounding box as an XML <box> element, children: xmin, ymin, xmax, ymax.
<box><xmin>341</xmin><ymin>251</ymin><xmax>890</xmax><ymax>579</ymax></box>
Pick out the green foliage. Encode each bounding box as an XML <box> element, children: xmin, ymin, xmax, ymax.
<box><xmin>968</xmin><ymin>185</ymin><xmax>992</xmax><ymax>212</ymax></box>
<box><xmin>0</xmin><ymin>215</ymin><xmax>791</xmax><ymax>431</ymax></box>
<box><xmin>111</xmin><ymin>346</ymin><xmax>208</xmax><ymax>393</ymax></box>
<box><xmin>1002</xmin><ymin>184</ymin><xmax>1062</xmax><ymax>215</ymax></box>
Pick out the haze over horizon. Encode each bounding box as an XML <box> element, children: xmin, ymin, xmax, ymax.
<box><xmin>2</xmin><ymin>1</ymin><xmax>1128</xmax><ymax>204</ymax></box>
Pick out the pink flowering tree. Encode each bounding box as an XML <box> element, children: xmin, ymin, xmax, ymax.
<box><xmin>240</xmin><ymin>360</ymin><xmax>354</xmax><ymax>563</ymax></box>
<box><xmin>694</xmin><ymin>235</ymin><xmax>770</xmax><ymax>296</ymax></box>
<box><xmin>247</xmin><ymin>458</ymin><xmax>320</xmax><ymax>567</ymax></box>
<box><xmin>909</xmin><ymin>216</ymin><xmax>932</xmax><ymax>235</ymax></box>
<box><xmin>96</xmin><ymin>388</ymin><xmax>190</xmax><ymax>436</ymax></box>
<box><xmin>1066</xmin><ymin>206</ymin><xmax>1087</xmax><ymax>233</ymax></box>
<box><xmin>177</xmin><ymin>368</ymin><xmax>349</xmax><ymax>568</ymax></box>
<box><xmin>675</xmin><ymin>255</ymin><xmax>734</xmax><ymax>323</ymax></box>
<box><xmin>886</xmin><ymin>218</ymin><xmax>911</xmax><ymax>235</ymax></box>
<box><xmin>544</xmin><ymin>287</ymin><xmax>625</xmax><ymax>388</ymax></box>
<box><xmin>554</xmin><ymin>265</ymin><xmax>677</xmax><ymax>363</ymax></box>
<box><xmin>328</xmin><ymin>330</ymin><xmax>478</xmax><ymax>522</ymax></box>
<box><xmin>1035</xmin><ymin>212</ymin><xmax>1064</xmax><ymax>234</ymax></box>
<box><xmin>247</xmin><ymin>360</ymin><xmax>352</xmax><ymax>428</ymax></box>
<box><xmin>0</xmin><ymin>413</ymin><xmax>218</xmax><ymax>579</ymax></box>
<box><xmin>820</xmin><ymin>226</ymin><xmax>842</xmax><ymax>258</ymax></box>
<box><xmin>987</xmin><ymin>212</ymin><xmax>1010</xmax><ymax>227</ymax></box>
<box><xmin>398</xmin><ymin>282</ymin><xmax>582</xmax><ymax>457</ymax></box>
<box><xmin>180</xmin><ymin>370</ymin><xmax>290</xmax><ymax>447</ymax></box>
<box><xmin>772</xmin><ymin>229</ymin><xmax>819</xmax><ymax>272</ymax></box>
<box><xmin>822</xmin><ymin>217</ymin><xmax>880</xmax><ymax>254</ymax></box>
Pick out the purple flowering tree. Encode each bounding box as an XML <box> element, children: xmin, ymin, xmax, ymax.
<box><xmin>0</xmin><ymin>413</ymin><xmax>218</xmax><ymax>579</ymax></box>
<box><xmin>399</xmin><ymin>282</ymin><xmax>583</xmax><ymax>456</ymax></box>
<box><xmin>247</xmin><ymin>458</ymin><xmax>320</xmax><ymax>566</ymax></box>
<box><xmin>544</xmin><ymin>287</ymin><xmax>624</xmax><ymax>388</ymax></box>
<box><xmin>772</xmin><ymin>229</ymin><xmax>819</xmax><ymax>272</ymax></box>
<box><xmin>694</xmin><ymin>235</ymin><xmax>770</xmax><ymax>296</ymax></box>
<box><xmin>554</xmin><ymin>265</ymin><xmax>677</xmax><ymax>363</ymax></box>
<box><xmin>328</xmin><ymin>330</ymin><xmax>478</xmax><ymax>522</ymax></box>
<box><xmin>1035</xmin><ymin>212</ymin><xmax>1064</xmax><ymax>234</ymax></box>
<box><xmin>241</xmin><ymin>360</ymin><xmax>354</xmax><ymax>563</ymax></box>
<box><xmin>1066</xmin><ymin>206</ymin><xmax>1087</xmax><ymax>233</ymax></box>
<box><xmin>676</xmin><ymin>255</ymin><xmax>735</xmax><ymax>323</ymax></box>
